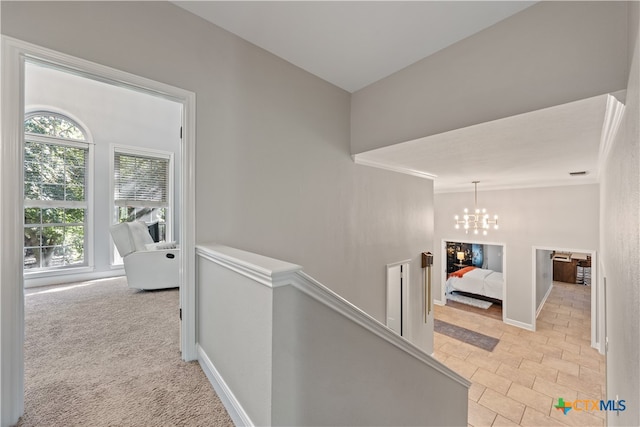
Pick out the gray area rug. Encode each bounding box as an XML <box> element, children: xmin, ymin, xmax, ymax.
<box><xmin>17</xmin><ymin>277</ymin><xmax>233</xmax><ymax>427</ymax></box>
<box><xmin>434</xmin><ymin>319</ymin><xmax>499</xmax><ymax>352</ymax></box>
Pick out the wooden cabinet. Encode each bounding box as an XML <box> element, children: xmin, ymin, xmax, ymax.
<box><xmin>553</xmin><ymin>259</ymin><xmax>578</xmax><ymax>283</ymax></box>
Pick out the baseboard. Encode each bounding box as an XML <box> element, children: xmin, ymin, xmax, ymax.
<box><xmin>24</xmin><ymin>268</ymin><xmax>125</xmax><ymax>288</ymax></box>
<box><xmin>536</xmin><ymin>284</ymin><xmax>554</xmax><ymax>318</ymax></box>
<box><xmin>503</xmin><ymin>317</ymin><xmax>535</xmax><ymax>331</ymax></box>
<box><xmin>197</xmin><ymin>344</ymin><xmax>254</xmax><ymax>427</ymax></box>
<box><xmin>434</xmin><ymin>299</ymin><xmax>445</xmax><ymax>306</ymax></box>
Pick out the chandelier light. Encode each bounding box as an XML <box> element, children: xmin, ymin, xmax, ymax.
<box><xmin>454</xmin><ymin>181</ymin><xmax>498</xmax><ymax>235</ymax></box>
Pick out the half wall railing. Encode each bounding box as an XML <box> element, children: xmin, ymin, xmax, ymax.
<box><xmin>196</xmin><ymin>243</ymin><xmax>469</xmax><ymax>426</ymax></box>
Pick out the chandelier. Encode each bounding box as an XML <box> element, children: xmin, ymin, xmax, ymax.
<box><xmin>454</xmin><ymin>181</ymin><xmax>498</xmax><ymax>235</ymax></box>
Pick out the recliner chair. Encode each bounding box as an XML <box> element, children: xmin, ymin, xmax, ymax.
<box><xmin>110</xmin><ymin>221</ymin><xmax>179</xmax><ymax>290</ymax></box>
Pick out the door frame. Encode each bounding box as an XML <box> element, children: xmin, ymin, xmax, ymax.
<box><xmin>386</xmin><ymin>259</ymin><xmax>411</xmax><ymax>338</ymax></box>
<box><xmin>531</xmin><ymin>245</ymin><xmax>600</xmax><ymax>352</ymax></box>
<box><xmin>439</xmin><ymin>238</ymin><xmax>507</xmax><ymax>323</ymax></box>
<box><xmin>1</xmin><ymin>36</ymin><xmax>197</xmax><ymax>424</ymax></box>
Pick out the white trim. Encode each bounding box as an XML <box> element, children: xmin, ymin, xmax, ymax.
<box><xmin>1</xmin><ymin>35</ymin><xmax>27</xmax><ymax>427</ymax></box>
<box><xmin>24</xmin><ymin>268</ymin><xmax>124</xmax><ymax>289</ymax></box>
<box><xmin>1</xmin><ymin>36</ymin><xmax>198</xmax><ymax>424</ymax></box>
<box><xmin>385</xmin><ymin>259</ymin><xmax>411</xmax><ymax>339</ymax></box>
<box><xmin>197</xmin><ymin>344</ymin><xmax>254</xmax><ymax>427</ymax></box>
<box><xmin>597</xmin><ymin>94</ymin><xmax>625</xmax><ymax>179</ymax></box>
<box><xmin>195</xmin><ymin>244</ymin><xmax>303</xmax><ymax>288</ymax></box>
<box><xmin>503</xmin><ymin>317</ymin><xmax>535</xmax><ymax>331</ymax></box>
<box><xmin>180</xmin><ymin>89</ymin><xmax>197</xmax><ymax>361</ymax></box>
<box><xmin>24</xmin><ymin>132</ymin><xmax>92</xmax><ymax>148</ymax></box>
<box><xmin>536</xmin><ymin>283</ymin><xmax>554</xmax><ymax>318</ymax></box>
<box><xmin>352</xmin><ymin>155</ymin><xmax>437</xmax><ymax>180</ymax></box>
<box><xmin>195</xmin><ymin>244</ymin><xmax>471</xmax><ymax>390</ymax></box>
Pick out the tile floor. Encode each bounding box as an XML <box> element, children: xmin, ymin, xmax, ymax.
<box><xmin>434</xmin><ymin>282</ymin><xmax>605</xmax><ymax>427</ymax></box>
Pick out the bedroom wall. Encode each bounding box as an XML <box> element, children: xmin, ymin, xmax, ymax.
<box><xmin>484</xmin><ymin>245</ymin><xmax>503</xmax><ymax>272</ymax></box>
<box><xmin>351</xmin><ymin>1</ymin><xmax>628</xmax><ymax>154</ymax></box>
<box><xmin>600</xmin><ymin>2</ymin><xmax>640</xmax><ymax>425</ymax></box>
<box><xmin>1</xmin><ymin>1</ymin><xmax>434</xmax><ymax>348</ymax></box>
<box><xmin>434</xmin><ymin>184</ymin><xmax>599</xmax><ymax>328</ymax></box>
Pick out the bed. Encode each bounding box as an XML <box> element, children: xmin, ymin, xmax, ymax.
<box><xmin>446</xmin><ymin>266</ymin><xmax>503</xmax><ymax>301</ymax></box>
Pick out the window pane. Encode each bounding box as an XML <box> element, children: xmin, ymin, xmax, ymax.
<box><xmin>24</xmin><ymin>114</ymin><xmax>86</xmax><ymax>141</ymax></box>
<box><xmin>64</xmin><ymin>226</ymin><xmax>84</xmax><ymax>264</ymax></box>
<box><xmin>65</xmin><ymin>185</ymin><xmax>85</xmax><ymax>201</ymax></box>
<box><xmin>40</xmin><ymin>163</ymin><xmax>64</xmax><ymax>184</ymax></box>
<box><xmin>64</xmin><ymin>208</ymin><xmax>85</xmax><ymax>224</ymax></box>
<box><xmin>24</xmin><ymin>142</ymin><xmax>43</xmax><ymax>162</ymax></box>
<box><xmin>66</xmin><ymin>166</ymin><xmax>85</xmax><ymax>186</ymax></box>
<box><xmin>24</xmin><ymin>208</ymin><xmax>41</xmax><ymax>225</ymax></box>
<box><xmin>41</xmin><ymin>184</ymin><xmax>65</xmax><ymax>201</ymax></box>
<box><xmin>24</xmin><ymin>247</ymin><xmax>41</xmax><ymax>269</ymax></box>
<box><xmin>42</xmin><ymin>226</ymin><xmax>64</xmax><ymax>247</ymax></box>
<box><xmin>42</xmin><ymin>208</ymin><xmax>64</xmax><ymax>224</ymax></box>
<box><xmin>24</xmin><ymin>227</ymin><xmax>41</xmax><ymax>247</ymax></box>
<box><xmin>24</xmin><ymin>161</ymin><xmax>41</xmax><ymax>182</ymax></box>
<box><xmin>66</xmin><ymin>147</ymin><xmax>87</xmax><ymax>166</ymax></box>
<box><xmin>24</xmin><ymin>183</ymin><xmax>41</xmax><ymax>200</ymax></box>
<box><xmin>42</xmin><ymin>246</ymin><xmax>65</xmax><ymax>268</ymax></box>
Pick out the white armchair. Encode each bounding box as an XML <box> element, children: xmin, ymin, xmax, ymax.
<box><xmin>110</xmin><ymin>221</ymin><xmax>179</xmax><ymax>290</ymax></box>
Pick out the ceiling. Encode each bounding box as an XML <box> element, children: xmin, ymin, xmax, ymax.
<box><xmin>173</xmin><ymin>1</ymin><xmax>618</xmax><ymax>193</ymax></box>
<box><xmin>173</xmin><ymin>1</ymin><xmax>535</xmax><ymax>93</ymax></box>
<box><xmin>354</xmin><ymin>95</ymin><xmax>612</xmax><ymax>193</ymax></box>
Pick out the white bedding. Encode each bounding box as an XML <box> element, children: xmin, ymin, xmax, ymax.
<box><xmin>446</xmin><ymin>268</ymin><xmax>503</xmax><ymax>300</ymax></box>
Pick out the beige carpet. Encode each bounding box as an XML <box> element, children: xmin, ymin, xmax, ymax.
<box><xmin>16</xmin><ymin>277</ymin><xmax>233</xmax><ymax>427</ymax></box>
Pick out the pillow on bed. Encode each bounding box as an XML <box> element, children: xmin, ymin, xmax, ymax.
<box><xmin>449</xmin><ymin>266</ymin><xmax>476</xmax><ymax>278</ymax></box>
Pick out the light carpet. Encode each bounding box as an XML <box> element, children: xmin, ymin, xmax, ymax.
<box><xmin>446</xmin><ymin>292</ymin><xmax>493</xmax><ymax>309</ymax></box>
<box><xmin>17</xmin><ymin>277</ymin><xmax>233</xmax><ymax>427</ymax></box>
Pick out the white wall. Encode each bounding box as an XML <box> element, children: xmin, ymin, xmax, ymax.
<box><xmin>24</xmin><ymin>63</ymin><xmax>181</xmax><ymax>285</ymax></box>
<box><xmin>435</xmin><ymin>184</ymin><xmax>599</xmax><ymax>328</ymax></box>
<box><xmin>600</xmin><ymin>3</ymin><xmax>640</xmax><ymax>425</ymax></box>
<box><xmin>1</xmin><ymin>2</ymin><xmax>435</xmax><ymax>347</ymax></box>
<box><xmin>195</xmin><ymin>245</ymin><xmax>468</xmax><ymax>427</ymax></box>
<box><xmin>351</xmin><ymin>1</ymin><xmax>628</xmax><ymax>153</ymax></box>
<box><xmin>535</xmin><ymin>249</ymin><xmax>553</xmax><ymax>311</ymax></box>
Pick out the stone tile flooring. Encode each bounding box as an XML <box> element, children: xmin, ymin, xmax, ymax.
<box><xmin>434</xmin><ymin>282</ymin><xmax>605</xmax><ymax>426</ymax></box>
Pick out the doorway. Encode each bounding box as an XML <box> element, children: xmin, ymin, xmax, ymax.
<box><xmin>386</xmin><ymin>260</ymin><xmax>410</xmax><ymax>337</ymax></box>
<box><xmin>24</xmin><ymin>62</ymin><xmax>182</xmax><ymax>287</ymax></box>
<box><xmin>1</xmin><ymin>37</ymin><xmax>197</xmax><ymax>422</ymax></box>
<box><xmin>441</xmin><ymin>240</ymin><xmax>506</xmax><ymax>322</ymax></box>
<box><xmin>532</xmin><ymin>246</ymin><xmax>601</xmax><ymax>352</ymax></box>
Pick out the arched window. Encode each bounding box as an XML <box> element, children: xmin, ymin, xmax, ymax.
<box><xmin>23</xmin><ymin>111</ymin><xmax>90</xmax><ymax>271</ymax></box>
<box><xmin>24</xmin><ymin>112</ymin><xmax>87</xmax><ymax>140</ymax></box>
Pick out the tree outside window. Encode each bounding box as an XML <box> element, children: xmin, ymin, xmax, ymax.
<box><xmin>23</xmin><ymin>113</ymin><xmax>89</xmax><ymax>270</ymax></box>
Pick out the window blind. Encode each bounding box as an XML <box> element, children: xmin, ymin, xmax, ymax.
<box><xmin>114</xmin><ymin>153</ymin><xmax>169</xmax><ymax>208</ymax></box>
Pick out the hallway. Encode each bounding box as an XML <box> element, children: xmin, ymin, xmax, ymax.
<box><xmin>434</xmin><ymin>282</ymin><xmax>604</xmax><ymax>426</ymax></box>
